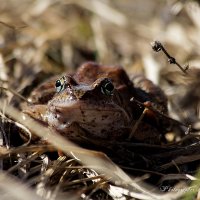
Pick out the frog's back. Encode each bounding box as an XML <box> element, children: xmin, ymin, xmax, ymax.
<box><xmin>75</xmin><ymin>62</ymin><xmax>133</xmax><ymax>88</ymax></box>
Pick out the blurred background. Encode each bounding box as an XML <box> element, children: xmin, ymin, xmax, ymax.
<box><xmin>0</xmin><ymin>0</ymin><xmax>200</xmax><ymax>123</ymax></box>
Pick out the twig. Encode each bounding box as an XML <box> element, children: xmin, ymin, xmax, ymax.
<box><xmin>0</xmin><ymin>144</ymin><xmax>56</xmax><ymax>158</ymax></box>
<box><xmin>129</xmin><ymin>108</ymin><xmax>148</xmax><ymax>140</ymax></box>
<box><xmin>0</xmin><ymin>21</ymin><xmax>27</xmax><ymax>30</ymax></box>
<box><xmin>151</xmin><ymin>41</ymin><xmax>189</xmax><ymax>74</ymax></box>
<box><xmin>160</xmin><ymin>154</ymin><xmax>200</xmax><ymax>170</ymax></box>
<box><xmin>0</xmin><ymin>86</ymin><xmax>31</xmax><ymax>104</ymax></box>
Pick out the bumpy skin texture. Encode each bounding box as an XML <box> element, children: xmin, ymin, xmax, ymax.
<box><xmin>24</xmin><ymin>62</ymin><xmax>168</xmax><ymax>143</ymax></box>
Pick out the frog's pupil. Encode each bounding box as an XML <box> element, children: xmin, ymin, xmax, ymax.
<box><xmin>105</xmin><ymin>82</ymin><xmax>114</xmax><ymax>92</ymax></box>
<box><xmin>56</xmin><ymin>80</ymin><xmax>61</xmax><ymax>87</ymax></box>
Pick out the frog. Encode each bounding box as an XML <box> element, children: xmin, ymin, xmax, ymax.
<box><xmin>23</xmin><ymin>62</ymin><xmax>168</xmax><ymax>144</ymax></box>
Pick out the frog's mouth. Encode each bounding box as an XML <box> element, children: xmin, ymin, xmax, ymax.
<box><xmin>46</xmin><ymin>99</ymin><xmax>131</xmax><ymax>134</ymax></box>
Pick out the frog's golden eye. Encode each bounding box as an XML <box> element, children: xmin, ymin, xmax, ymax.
<box><xmin>101</xmin><ymin>80</ymin><xmax>114</xmax><ymax>96</ymax></box>
<box><xmin>55</xmin><ymin>76</ymin><xmax>67</xmax><ymax>92</ymax></box>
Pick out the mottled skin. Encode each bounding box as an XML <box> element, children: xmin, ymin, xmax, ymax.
<box><xmin>24</xmin><ymin>62</ymin><xmax>168</xmax><ymax>143</ymax></box>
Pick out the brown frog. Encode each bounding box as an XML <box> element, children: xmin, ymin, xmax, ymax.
<box><xmin>23</xmin><ymin>62</ymin><xmax>168</xmax><ymax>143</ymax></box>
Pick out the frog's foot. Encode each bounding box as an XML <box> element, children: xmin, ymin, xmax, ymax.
<box><xmin>23</xmin><ymin>104</ymin><xmax>47</xmax><ymax>122</ymax></box>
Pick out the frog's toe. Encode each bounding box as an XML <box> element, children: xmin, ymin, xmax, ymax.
<box><xmin>23</xmin><ymin>104</ymin><xmax>47</xmax><ymax>121</ymax></box>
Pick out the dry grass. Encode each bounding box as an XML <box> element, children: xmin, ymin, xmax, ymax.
<box><xmin>1</xmin><ymin>0</ymin><xmax>200</xmax><ymax>199</ymax></box>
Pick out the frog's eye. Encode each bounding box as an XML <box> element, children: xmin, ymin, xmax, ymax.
<box><xmin>55</xmin><ymin>76</ymin><xmax>67</xmax><ymax>92</ymax></box>
<box><xmin>55</xmin><ymin>79</ymin><xmax>63</xmax><ymax>92</ymax></box>
<box><xmin>101</xmin><ymin>80</ymin><xmax>114</xmax><ymax>96</ymax></box>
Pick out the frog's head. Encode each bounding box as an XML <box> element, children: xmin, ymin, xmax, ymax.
<box><xmin>46</xmin><ymin>75</ymin><xmax>130</xmax><ymax>138</ymax></box>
